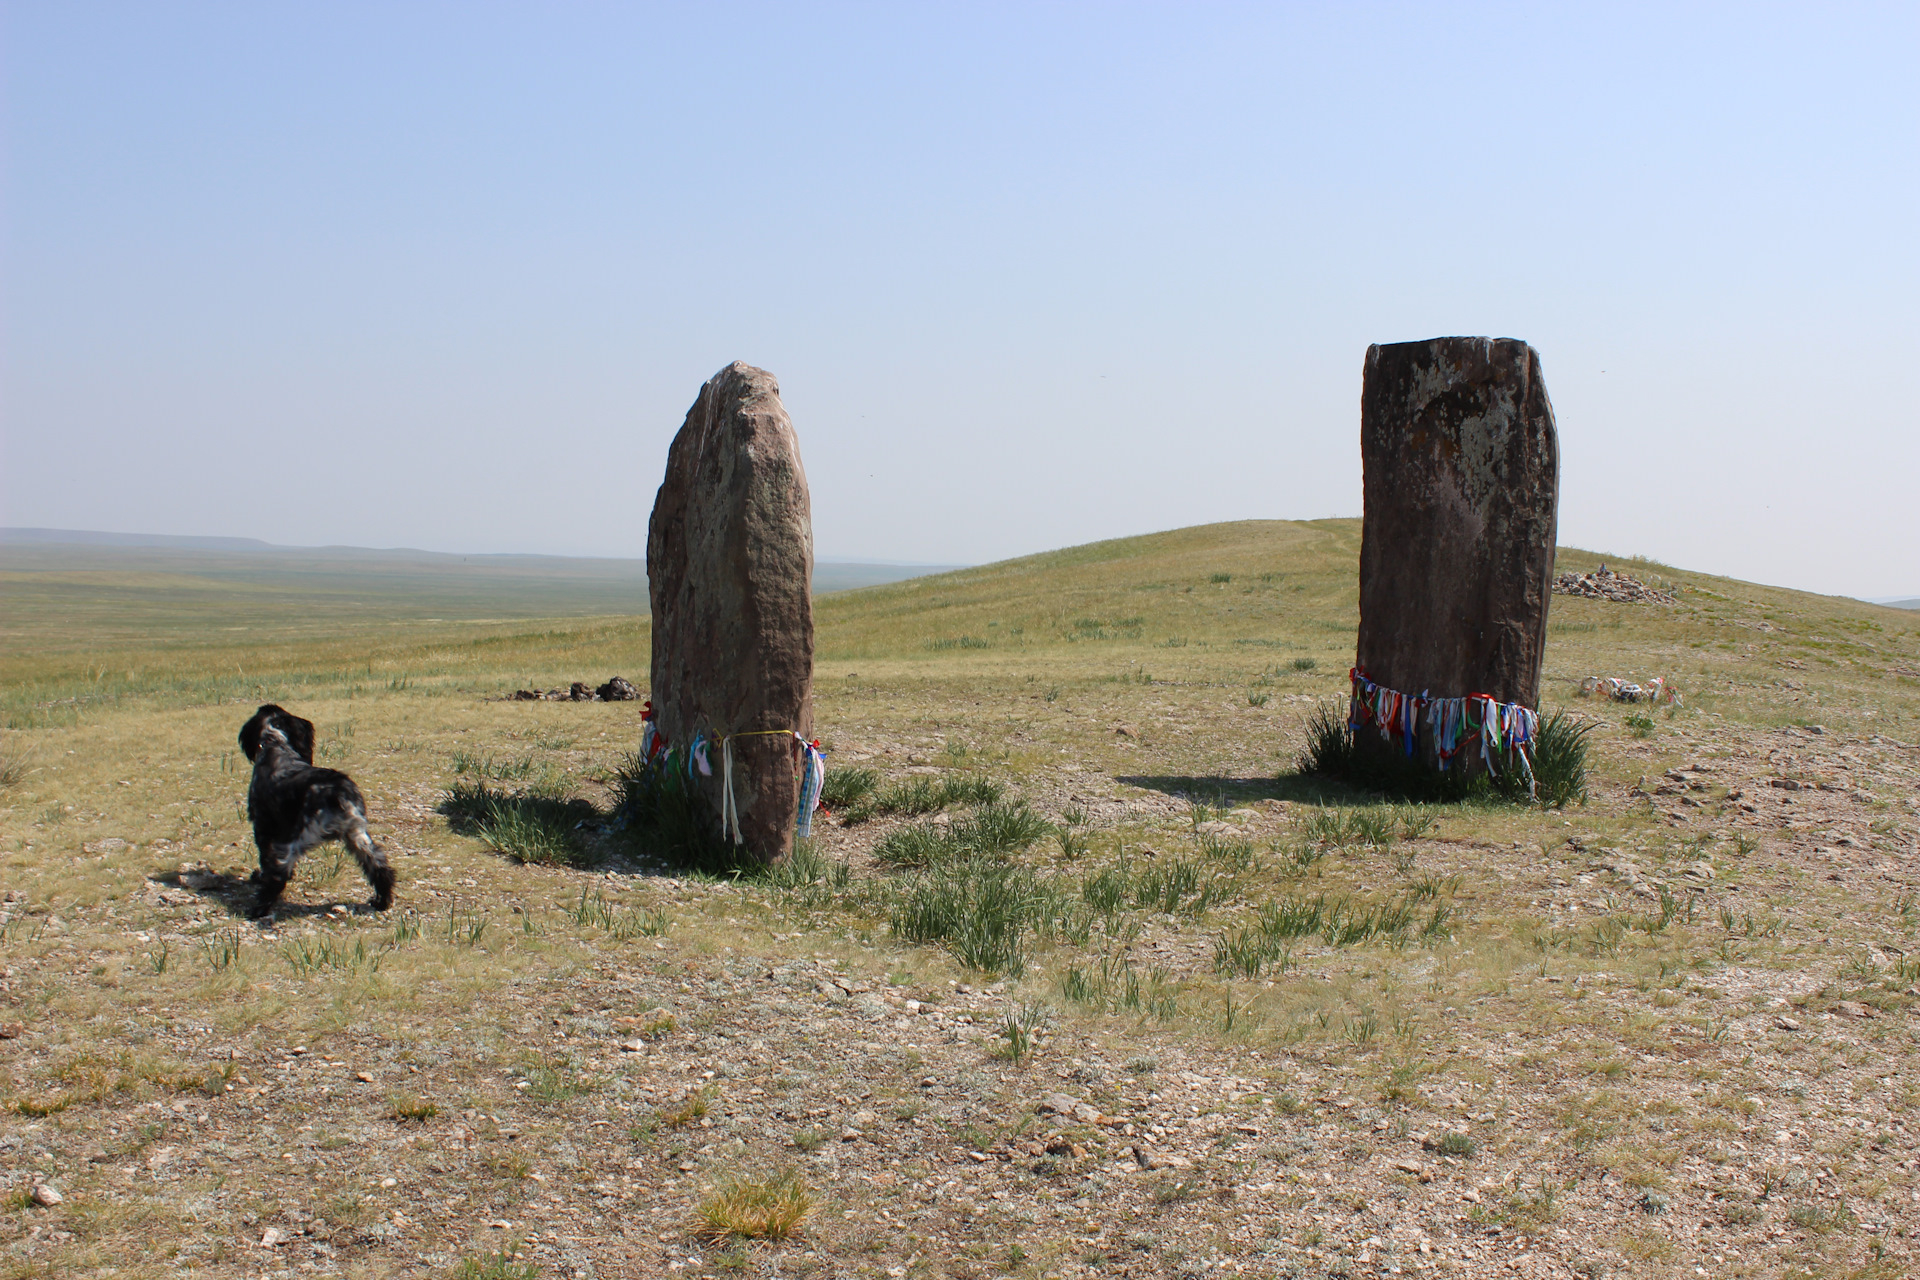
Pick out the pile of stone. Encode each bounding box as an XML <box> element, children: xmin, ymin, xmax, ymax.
<box><xmin>1552</xmin><ymin>566</ymin><xmax>1676</xmax><ymax>605</ymax></box>
<box><xmin>1579</xmin><ymin>674</ymin><xmax>1680</xmax><ymax>704</ymax></box>
<box><xmin>511</xmin><ymin>677</ymin><xmax>641</xmax><ymax>703</ymax></box>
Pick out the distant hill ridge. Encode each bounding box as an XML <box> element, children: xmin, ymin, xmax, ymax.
<box><xmin>2</xmin><ymin>527</ymin><xmax>275</xmax><ymax>551</ymax></box>
<box><xmin>0</xmin><ymin>528</ymin><xmax>960</xmax><ymax>596</ymax></box>
<box><xmin>4</xmin><ymin>525</ymin><xmax>1908</xmax><ymax>609</ymax></box>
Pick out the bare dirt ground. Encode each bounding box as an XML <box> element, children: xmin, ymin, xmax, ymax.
<box><xmin>3</xmin><ymin>693</ymin><xmax>1917</xmax><ymax>1280</ymax></box>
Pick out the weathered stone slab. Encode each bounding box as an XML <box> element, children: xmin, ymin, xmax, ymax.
<box><xmin>1356</xmin><ymin>337</ymin><xmax>1558</xmax><ymax>714</ymax></box>
<box><xmin>647</xmin><ymin>362</ymin><xmax>814</xmax><ymax>860</ymax></box>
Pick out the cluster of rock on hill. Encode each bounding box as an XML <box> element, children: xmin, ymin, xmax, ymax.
<box><xmin>1551</xmin><ymin>566</ymin><xmax>1676</xmax><ymax>605</ymax></box>
<box><xmin>510</xmin><ymin>676</ymin><xmax>640</xmax><ymax>703</ymax></box>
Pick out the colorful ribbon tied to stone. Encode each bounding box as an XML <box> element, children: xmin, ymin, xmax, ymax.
<box><xmin>1348</xmin><ymin>668</ymin><xmax>1541</xmax><ymax>797</ymax></box>
<box><xmin>636</xmin><ymin>711</ymin><xmax>829</xmax><ymax>843</ymax></box>
<box><xmin>639</xmin><ymin>701</ymin><xmax>669</xmax><ymax>765</ymax></box>
<box><xmin>795</xmin><ymin>738</ymin><xmax>827</xmax><ymax>839</ymax></box>
<box><xmin>708</xmin><ymin>728</ymin><xmax>826</xmax><ymax>846</ymax></box>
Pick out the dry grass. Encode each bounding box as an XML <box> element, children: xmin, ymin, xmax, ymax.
<box><xmin>0</xmin><ymin>519</ymin><xmax>1916</xmax><ymax>1277</ymax></box>
<box><xmin>692</xmin><ymin>1169</ymin><xmax>813</xmax><ymax>1241</ymax></box>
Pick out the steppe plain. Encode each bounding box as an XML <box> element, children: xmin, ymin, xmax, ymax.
<box><xmin>2</xmin><ymin>518</ymin><xmax>1917</xmax><ymax>1280</ymax></box>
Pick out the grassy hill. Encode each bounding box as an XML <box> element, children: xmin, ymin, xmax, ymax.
<box><xmin>814</xmin><ymin>518</ymin><xmax>1920</xmax><ymax>738</ymax></box>
<box><xmin>8</xmin><ymin>518</ymin><xmax>1915</xmax><ymax>736</ymax></box>
<box><xmin>1</xmin><ymin>518</ymin><xmax>1916</xmax><ymax>1278</ymax></box>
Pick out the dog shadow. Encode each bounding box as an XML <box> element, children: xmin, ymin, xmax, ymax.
<box><xmin>149</xmin><ymin>866</ymin><xmax>382</xmax><ymax>925</ymax></box>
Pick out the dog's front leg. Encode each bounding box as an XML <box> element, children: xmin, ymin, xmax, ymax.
<box><xmin>251</xmin><ymin>842</ymin><xmax>301</xmax><ymax>919</ymax></box>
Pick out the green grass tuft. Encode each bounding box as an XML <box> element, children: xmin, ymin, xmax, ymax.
<box><xmin>1527</xmin><ymin>712</ymin><xmax>1594</xmax><ymax>808</ymax></box>
<box><xmin>819</xmin><ymin>766</ymin><xmax>879</xmax><ymax>811</ymax></box>
<box><xmin>441</xmin><ymin>779</ymin><xmax>597</xmax><ymax>867</ymax></box>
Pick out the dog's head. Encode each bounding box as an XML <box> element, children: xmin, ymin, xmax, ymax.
<box><xmin>239</xmin><ymin>704</ymin><xmax>316</xmax><ymax>764</ymax></box>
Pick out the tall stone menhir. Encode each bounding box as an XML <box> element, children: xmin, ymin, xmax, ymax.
<box><xmin>1355</xmin><ymin>338</ymin><xmax>1558</xmax><ymax>769</ymax></box>
<box><xmin>648</xmin><ymin>362</ymin><xmax>814</xmax><ymax>860</ymax></box>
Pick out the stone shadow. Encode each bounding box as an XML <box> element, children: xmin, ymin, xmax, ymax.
<box><xmin>1113</xmin><ymin>773</ymin><xmax>1382</xmax><ymax>806</ymax></box>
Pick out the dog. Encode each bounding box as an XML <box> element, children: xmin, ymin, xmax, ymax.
<box><xmin>237</xmin><ymin>704</ymin><xmax>394</xmax><ymax>918</ymax></box>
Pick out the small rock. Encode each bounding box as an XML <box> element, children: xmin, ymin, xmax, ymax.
<box><xmin>1113</xmin><ymin>725</ymin><xmax>1138</xmax><ymax>738</ymax></box>
<box><xmin>596</xmin><ymin>676</ymin><xmax>640</xmax><ymax>702</ymax></box>
<box><xmin>1775</xmin><ymin>1016</ymin><xmax>1802</xmax><ymax>1031</ymax></box>
<box><xmin>1039</xmin><ymin>1093</ymin><xmax>1081</xmax><ymax>1116</ymax></box>
<box><xmin>356</xmin><ymin>1071</ymin><xmax>374</xmax><ymax>1082</ymax></box>
<box><xmin>0</xmin><ymin>1022</ymin><xmax>24</xmax><ymax>1040</ymax></box>
<box><xmin>260</xmin><ymin>1227</ymin><xmax>286</xmax><ymax>1247</ymax></box>
<box><xmin>1131</xmin><ymin>1146</ymin><xmax>1190</xmax><ymax>1170</ymax></box>
<box><xmin>1836</xmin><ymin>1000</ymin><xmax>1873</xmax><ymax>1019</ymax></box>
<box><xmin>30</xmin><ymin>1185</ymin><xmax>62</xmax><ymax>1207</ymax></box>
<box><xmin>1392</xmin><ymin>1159</ymin><xmax>1428</xmax><ymax>1181</ymax></box>
<box><xmin>620</xmin><ymin>1040</ymin><xmax>646</xmax><ymax>1053</ymax></box>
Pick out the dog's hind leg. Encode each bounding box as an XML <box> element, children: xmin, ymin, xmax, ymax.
<box><xmin>346</xmin><ymin>820</ymin><xmax>394</xmax><ymax>911</ymax></box>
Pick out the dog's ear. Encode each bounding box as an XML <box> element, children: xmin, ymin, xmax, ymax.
<box><xmin>238</xmin><ymin>705</ymin><xmax>276</xmax><ymax>761</ymax></box>
<box><xmin>281</xmin><ymin>712</ymin><xmax>316</xmax><ymax>764</ymax></box>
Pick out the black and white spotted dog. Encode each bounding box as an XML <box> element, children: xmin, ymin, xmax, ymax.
<box><xmin>237</xmin><ymin>704</ymin><xmax>394</xmax><ymax>918</ymax></box>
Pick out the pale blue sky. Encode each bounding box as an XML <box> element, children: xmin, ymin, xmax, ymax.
<box><xmin>4</xmin><ymin>3</ymin><xmax>1915</xmax><ymax>596</ymax></box>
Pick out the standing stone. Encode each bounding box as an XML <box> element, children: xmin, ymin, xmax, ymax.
<box><xmin>1356</xmin><ymin>337</ymin><xmax>1558</xmax><ymax>734</ymax></box>
<box><xmin>648</xmin><ymin>362</ymin><xmax>814</xmax><ymax>860</ymax></box>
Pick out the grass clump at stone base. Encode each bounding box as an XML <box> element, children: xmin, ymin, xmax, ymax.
<box><xmin>1296</xmin><ymin>703</ymin><xmax>1591</xmax><ymax>808</ymax></box>
<box><xmin>606</xmin><ymin>751</ymin><xmax>750</xmax><ymax>875</ymax></box>
<box><xmin>1526</xmin><ymin>711</ymin><xmax>1596</xmax><ymax>807</ymax></box>
<box><xmin>610</xmin><ymin>754</ymin><xmax>867</xmax><ymax>887</ymax></box>
<box><xmin>694</xmin><ymin>1168</ymin><xmax>812</xmax><ymax>1241</ymax></box>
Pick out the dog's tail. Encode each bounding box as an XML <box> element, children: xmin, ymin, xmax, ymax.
<box><xmin>345</xmin><ymin>817</ymin><xmax>395</xmax><ymax>911</ymax></box>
